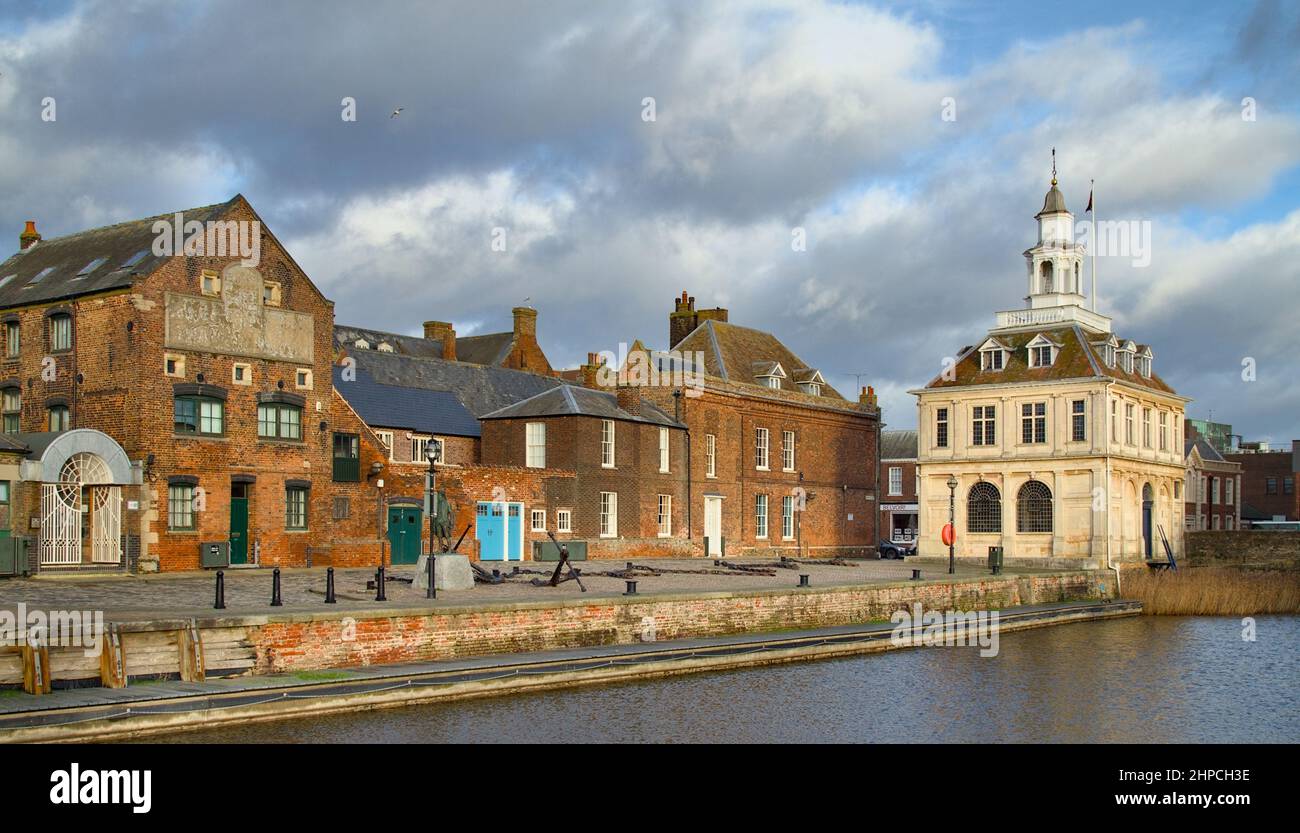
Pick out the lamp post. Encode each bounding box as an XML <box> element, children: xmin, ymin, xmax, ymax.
<box><xmin>946</xmin><ymin>474</ymin><xmax>958</xmax><ymax>575</ymax></box>
<box><xmin>425</xmin><ymin>441</ymin><xmax>443</xmax><ymax>598</ymax></box>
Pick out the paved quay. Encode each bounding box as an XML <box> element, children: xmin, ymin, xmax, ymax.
<box><xmin>0</xmin><ymin>557</ymin><xmax>1053</xmax><ymax>622</ymax></box>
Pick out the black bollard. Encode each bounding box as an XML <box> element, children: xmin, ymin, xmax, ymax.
<box><xmin>911</xmin><ymin>568</ymin><xmax>922</xmax><ymax>581</ymax></box>
<box><xmin>426</xmin><ymin>554</ymin><xmax>436</xmax><ymax>600</ymax></box>
<box><xmin>623</xmin><ymin>580</ymin><xmax>638</xmax><ymax>596</ymax></box>
<box><xmin>375</xmin><ymin>566</ymin><xmax>387</xmax><ymax>602</ymax></box>
<box><xmin>214</xmin><ymin>570</ymin><xmax>226</xmax><ymax>610</ymax></box>
<box><xmin>324</xmin><ymin>567</ymin><xmax>337</xmax><ymax>604</ymax></box>
<box><xmin>492</xmin><ymin>569</ymin><xmax>501</xmax><ymax>579</ymax></box>
<box><xmin>270</xmin><ymin>567</ymin><xmax>283</xmax><ymax>607</ymax></box>
<box><xmin>627</xmin><ymin>561</ymin><xmax>634</xmax><ymax>571</ymax></box>
<box><xmin>798</xmin><ymin>574</ymin><xmax>810</xmax><ymax>588</ymax></box>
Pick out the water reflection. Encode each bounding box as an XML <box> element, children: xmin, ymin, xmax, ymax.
<box><xmin>145</xmin><ymin>616</ymin><xmax>1299</xmax><ymax>744</ymax></box>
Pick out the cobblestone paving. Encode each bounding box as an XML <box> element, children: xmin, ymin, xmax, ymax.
<box><xmin>0</xmin><ymin>557</ymin><xmax>1055</xmax><ymax>622</ymax></box>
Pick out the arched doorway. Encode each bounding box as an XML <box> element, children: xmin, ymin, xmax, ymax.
<box><xmin>1141</xmin><ymin>483</ymin><xmax>1154</xmax><ymax>559</ymax></box>
<box><xmin>33</xmin><ymin>429</ymin><xmax>134</xmax><ymax>567</ymax></box>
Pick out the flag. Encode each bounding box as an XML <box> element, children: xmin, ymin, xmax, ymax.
<box><xmin>1085</xmin><ymin>188</ymin><xmax>1093</xmax><ymax>213</ymax></box>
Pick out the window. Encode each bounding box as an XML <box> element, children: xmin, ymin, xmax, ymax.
<box><xmin>1226</xmin><ymin>515</ymin><xmax>1234</xmax><ymax>531</ymax></box>
<box><xmin>782</xmin><ymin>495</ymin><xmax>795</xmax><ymax>539</ymax></box>
<box><xmin>1159</xmin><ymin>412</ymin><xmax>1168</xmax><ymax>451</ymax></box>
<box><xmin>168</xmin><ymin>484</ymin><xmax>195</xmax><ymax>530</ymax></box>
<box><xmin>657</xmin><ymin>495</ymin><xmax>672</xmax><ymax>536</ymax></box>
<box><xmin>332</xmin><ymin>432</ymin><xmax>360</xmax><ymax>482</ymax></box>
<box><xmin>972</xmin><ymin>405</ymin><xmax>996</xmax><ymax>446</ymax></box>
<box><xmin>599</xmin><ymin>491</ymin><xmax>617</xmax><ymax>537</ymax></box>
<box><xmin>48</xmin><ymin>313</ymin><xmax>72</xmax><ymax>352</ymax></box>
<box><xmin>1071</xmin><ymin>399</ymin><xmax>1086</xmax><ymax>442</ymax></box>
<box><xmin>258</xmin><ymin>402</ymin><xmax>302</xmax><ymax>440</ymax></box>
<box><xmin>174</xmin><ymin>395</ymin><xmax>224</xmax><ymax>436</ymax></box>
<box><xmin>935</xmin><ymin>407</ymin><xmax>949</xmax><ymax>448</ymax></box>
<box><xmin>659</xmin><ymin>427</ymin><xmax>670</xmax><ymax>473</ymax></box>
<box><xmin>286</xmin><ymin>485</ymin><xmax>308</xmax><ymax>530</ymax></box>
<box><xmin>0</xmin><ymin>481</ymin><xmax>8</xmax><ymax>505</ymax></box>
<box><xmin>375</xmin><ymin>431</ymin><xmax>394</xmax><ymax>456</ymax></box>
<box><xmin>556</xmin><ymin>509</ymin><xmax>572</xmax><ymax>533</ymax></box>
<box><xmin>1016</xmin><ymin>481</ymin><xmax>1053</xmax><ymax>533</ymax></box>
<box><xmin>755</xmin><ymin>494</ymin><xmax>768</xmax><ymax>539</ymax></box>
<box><xmin>800</xmin><ymin>383</ymin><xmax>822</xmax><ymax>396</ymax></box>
<box><xmin>782</xmin><ymin>430</ymin><xmax>795</xmax><ymax>471</ymax></box>
<box><xmin>1265</xmin><ymin>477</ymin><xmax>1277</xmax><ymax>495</ymax></box>
<box><xmin>1226</xmin><ymin>478</ymin><xmax>1234</xmax><ymax>505</ymax></box>
<box><xmin>4</xmin><ymin>320</ymin><xmax>18</xmax><ymax>358</ymax></box>
<box><xmin>766</xmin><ymin>376</ymin><xmax>782</xmax><ymax>390</ymax></box>
<box><xmin>601</xmin><ymin>419</ymin><xmax>615</xmax><ymax>468</ymax></box>
<box><xmin>1</xmin><ymin>388</ymin><xmax>18</xmax><ymax>433</ymax></box>
<box><xmin>1211</xmin><ymin>477</ymin><xmax>1220</xmax><ymax>504</ymax></box>
<box><xmin>410</xmin><ymin>435</ymin><xmax>440</xmax><ymax>463</ymax></box>
<box><xmin>200</xmin><ymin>270</ymin><xmax>221</xmax><ymax>296</ymax></box>
<box><xmin>1110</xmin><ymin>400</ymin><xmax>1117</xmax><ymax>442</ymax></box>
<box><xmin>333</xmin><ymin>497</ymin><xmax>351</xmax><ymax>520</ymax></box>
<box><xmin>1030</xmin><ymin>345</ymin><xmax>1052</xmax><ymax>367</ymax></box>
<box><xmin>121</xmin><ymin>250</ymin><xmax>148</xmax><ymax>268</ymax></box>
<box><xmin>1213</xmin><ymin>514</ymin><xmax>1221</xmax><ymax>530</ymax></box>
<box><xmin>164</xmin><ymin>353</ymin><xmax>185</xmax><ymax>378</ymax></box>
<box><xmin>526</xmin><ymin>422</ymin><xmax>546</xmax><ymax>468</ymax></box>
<box><xmin>705</xmin><ymin>434</ymin><xmax>716</xmax><ymax>477</ymax></box>
<box><xmin>1286</xmin><ymin>477</ymin><xmax>1295</xmax><ymax>495</ymax></box>
<box><xmin>295</xmin><ymin>369</ymin><xmax>313</xmax><ymax>390</ymax></box>
<box><xmin>1125</xmin><ymin>403</ymin><xmax>1135</xmax><ymax>445</ymax></box>
<box><xmin>967</xmin><ymin>482</ymin><xmax>1002</xmax><ymax>533</ymax></box>
<box><xmin>1142</xmin><ymin>408</ymin><xmax>1152</xmax><ymax>448</ymax></box>
<box><xmin>982</xmin><ymin>349</ymin><xmax>1004</xmax><ymax>371</ymax></box>
<box><xmin>48</xmin><ymin>404</ymin><xmax>70</xmax><ymax>432</ymax></box>
<box><xmin>889</xmin><ymin>466</ymin><xmax>903</xmax><ymax>496</ymax></box>
<box><xmin>1021</xmin><ymin>402</ymin><xmax>1046</xmax><ymax>444</ymax></box>
<box><xmin>755</xmin><ymin>427</ymin><xmax>770</xmax><ymax>470</ymax></box>
<box><xmin>263</xmin><ymin>281</ymin><xmax>282</xmax><ymax>306</ymax></box>
<box><xmin>232</xmin><ymin>363</ymin><xmax>251</xmax><ymax>385</ymax></box>
<box><xmin>531</xmin><ymin>509</ymin><xmax>546</xmax><ymax>533</ymax></box>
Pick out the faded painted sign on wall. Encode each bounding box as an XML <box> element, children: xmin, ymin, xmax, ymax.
<box><xmin>164</xmin><ymin>265</ymin><xmax>314</xmax><ymax>364</ymax></box>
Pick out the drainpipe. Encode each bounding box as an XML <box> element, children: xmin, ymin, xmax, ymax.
<box><xmin>675</xmin><ymin>389</ymin><xmax>691</xmax><ymax>541</ymax></box>
<box><xmin>1104</xmin><ymin>381</ymin><xmax>1120</xmax><ymax>595</ymax></box>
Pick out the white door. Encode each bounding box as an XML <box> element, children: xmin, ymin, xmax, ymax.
<box><xmin>704</xmin><ymin>496</ymin><xmax>723</xmax><ymax>556</ymax></box>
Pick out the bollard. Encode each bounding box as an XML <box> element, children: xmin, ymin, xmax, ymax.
<box><xmin>426</xmin><ymin>554</ymin><xmax>436</xmax><ymax>600</ymax></box>
<box><xmin>623</xmin><ymin>580</ymin><xmax>638</xmax><ymax>596</ymax></box>
<box><xmin>627</xmin><ymin>561</ymin><xmax>634</xmax><ymax>571</ymax></box>
<box><xmin>492</xmin><ymin>569</ymin><xmax>501</xmax><ymax>579</ymax></box>
<box><xmin>214</xmin><ymin>570</ymin><xmax>226</xmax><ymax>610</ymax></box>
<box><xmin>324</xmin><ymin>567</ymin><xmax>337</xmax><ymax>604</ymax></box>
<box><xmin>375</xmin><ymin>566</ymin><xmax>387</xmax><ymax>602</ymax></box>
<box><xmin>511</xmin><ymin>566</ymin><xmax>520</xmax><ymax>575</ymax></box>
<box><xmin>798</xmin><ymin>574</ymin><xmax>810</xmax><ymax>588</ymax></box>
<box><xmin>270</xmin><ymin>567</ymin><xmax>282</xmax><ymax>607</ymax></box>
<box><xmin>911</xmin><ymin>568</ymin><xmax>922</xmax><ymax>581</ymax></box>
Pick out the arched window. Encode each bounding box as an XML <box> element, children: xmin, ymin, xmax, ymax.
<box><xmin>1040</xmin><ymin>261</ymin><xmax>1054</xmax><ymax>293</ymax></box>
<box><xmin>967</xmin><ymin>482</ymin><xmax>1002</xmax><ymax>533</ymax></box>
<box><xmin>1017</xmin><ymin>481</ymin><xmax>1053</xmax><ymax>533</ymax></box>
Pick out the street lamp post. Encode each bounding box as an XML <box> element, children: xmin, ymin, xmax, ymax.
<box><xmin>946</xmin><ymin>474</ymin><xmax>958</xmax><ymax>575</ymax></box>
<box><xmin>426</xmin><ymin>441</ymin><xmax>443</xmax><ymax>598</ymax></box>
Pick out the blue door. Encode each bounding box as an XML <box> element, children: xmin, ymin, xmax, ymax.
<box><xmin>476</xmin><ymin>502</ymin><xmax>506</xmax><ymax>561</ymax></box>
<box><xmin>506</xmin><ymin>504</ymin><xmax>523</xmax><ymax>562</ymax></box>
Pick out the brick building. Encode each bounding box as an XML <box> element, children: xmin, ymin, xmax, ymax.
<box><xmin>0</xmin><ymin>196</ymin><xmax>342</xmax><ymax>573</ymax></box>
<box><xmin>880</xmin><ymin>430</ymin><xmax>918</xmax><ymax>545</ymax></box>
<box><xmin>1225</xmin><ymin>440</ymin><xmax>1299</xmax><ymax>524</ymax></box>
<box><xmin>1184</xmin><ymin>421</ymin><xmax>1242</xmax><ymax>531</ymax></box>
<box><xmin>592</xmin><ymin>293</ymin><xmax>881</xmax><ymax>558</ymax></box>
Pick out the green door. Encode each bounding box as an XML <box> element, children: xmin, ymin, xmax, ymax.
<box><xmin>388</xmin><ymin>506</ymin><xmax>423</xmax><ymax>565</ymax></box>
<box><xmin>230</xmin><ymin>489</ymin><xmax>249</xmax><ymax>565</ymax></box>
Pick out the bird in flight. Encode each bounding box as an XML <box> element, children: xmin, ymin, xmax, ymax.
<box><xmin>390</xmin><ymin>107</ymin><xmax>404</xmax><ymax>119</ymax></box>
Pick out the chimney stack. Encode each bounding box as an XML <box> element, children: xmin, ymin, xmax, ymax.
<box><xmin>512</xmin><ymin>306</ymin><xmax>538</xmax><ymax>340</ymax></box>
<box><xmin>19</xmin><ymin>221</ymin><xmax>40</xmax><ymax>251</ymax></box>
<box><xmin>616</xmin><ymin>385</ymin><xmax>641</xmax><ymax>416</ymax></box>
<box><xmin>580</xmin><ymin>352</ymin><xmax>608</xmax><ymax>389</ymax></box>
<box><xmin>423</xmin><ymin>321</ymin><xmax>457</xmax><ymax>361</ymax></box>
<box><xmin>859</xmin><ymin>386</ymin><xmax>878</xmax><ymax>408</ymax></box>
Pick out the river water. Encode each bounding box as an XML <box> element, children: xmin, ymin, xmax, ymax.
<box><xmin>149</xmin><ymin>616</ymin><xmax>1299</xmax><ymax>743</ymax></box>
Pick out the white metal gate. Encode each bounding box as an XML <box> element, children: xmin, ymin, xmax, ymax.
<box><xmin>39</xmin><ymin>452</ymin><xmax>121</xmax><ymax>566</ymax></box>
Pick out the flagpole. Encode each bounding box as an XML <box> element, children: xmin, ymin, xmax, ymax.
<box><xmin>1090</xmin><ymin>179</ymin><xmax>1097</xmax><ymax>312</ymax></box>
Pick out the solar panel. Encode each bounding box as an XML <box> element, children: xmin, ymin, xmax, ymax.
<box><xmin>75</xmin><ymin>256</ymin><xmax>108</xmax><ymax>277</ymax></box>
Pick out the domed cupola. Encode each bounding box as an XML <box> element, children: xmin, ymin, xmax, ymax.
<box><xmin>1036</xmin><ymin>178</ymin><xmax>1068</xmax><ymax>218</ymax></box>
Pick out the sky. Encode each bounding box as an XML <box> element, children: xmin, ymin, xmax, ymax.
<box><xmin>1</xmin><ymin>0</ymin><xmax>1297</xmax><ymax>442</ymax></box>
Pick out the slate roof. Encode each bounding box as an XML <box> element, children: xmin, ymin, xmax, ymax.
<box><xmin>0</xmin><ymin>433</ymin><xmax>30</xmax><ymax>453</ymax></box>
<box><xmin>672</xmin><ymin>319</ymin><xmax>848</xmax><ymax>402</ymax></box>
<box><xmin>336</xmin><ymin>348</ymin><xmax>563</xmax><ymax>430</ymax></box>
<box><xmin>881</xmin><ymin>430</ymin><xmax>918</xmax><ymax>461</ymax></box>
<box><xmin>481</xmin><ymin>385</ymin><xmax>683</xmax><ymax>428</ymax></box>
<box><xmin>1185</xmin><ymin>436</ymin><xmax>1227</xmax><ymax>463</ymax></box>
<box><xmin>454</xmin><ymin>332</ymin><xmax>515</xmax><ymax>366</ymax></box>
<box><xmin>0</xmin><ymin>197</ymin><xmax>239</xmax><ymax>308</ymax></box>
<box><xmin>925</xmin><ymin>325</ymin><xmax>1177</xmax><ymax>394</ymax></box>
<box><xmin>332</xmin><ymin>365</ymin><xmax>482</xmax><ymax>438</ymax></box>
<box><xmin>333</xmin><ymin>324</ymin><xmax>517</xmax><ymax>367</ymax></box>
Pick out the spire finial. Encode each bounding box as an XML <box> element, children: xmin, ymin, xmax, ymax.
<box><xmin>1051</xmin><ymin>147</ymin><xmax>1057</xmax><ymax>186</ymax></box>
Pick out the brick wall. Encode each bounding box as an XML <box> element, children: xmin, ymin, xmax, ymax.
<box><xmin>1185</xmin><ymin>530</ymin><xmax>1300</xmax><ymax>568</ymax></box>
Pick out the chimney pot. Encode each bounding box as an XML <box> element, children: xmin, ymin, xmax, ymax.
<box><xmin>19</xmin><ymin>220</ymin><xmax>41</xmax><ymax>251</ymax></box>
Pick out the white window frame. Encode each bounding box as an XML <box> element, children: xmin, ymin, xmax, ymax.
<box><xmin>782</xmin><ymin>430</ymin><xmax>795</xmax><ymax>472</ymax></box>
<box><xmin>295</xmin><ymin>368</ymin><xmax>313</xmax><ymax>390</ymax></box>
<box><xmin>531</xmin><ymin>509</ymin><xmax>546</xmax><ymax>533</ymax></box>
<box><xmin>556</xmin><ymin>509</ymin><xmax>572</xmax><ymax>534</ymax></box>
<box><xmin>755</xmin><ymin>427</ymin><xmax>770</xmax><ymax>471</ymax></box>
<box><xmin>657</xmin><ymin>494</ymin><xmax>672</xmax><ymax>537</ymax></box>
<box><xmin>888</xmin><ymin>466</ymin><xmax>903</xmax><ymax>496</ymax></box>
<box><xmin>1225</xmin><ymin>478</ymin><xmax>1234</xmax><ymax>505</ymax></box>
<box><xmin>705</xmin><ymin>433</ymin><xmax>716</xmax><ymax>478</ymax></box>
<box><xmin>601</xmin><ymin>419</ymin><xmax>615</xmax><ymax>468</ymax></box>
<box><xmin>411</xmin><ymin>435</ymin><xmax>442</xmax><ymax>464</ymax></box>
<box><xmin>659</xmin><ymin>427</ymin><xmax>670</xmax><ymax>473</ymax></box>
<box><xmin>755</xmin><ymin>494</ymin><xmax>768</xmax><ymax>539</ymax></box>
<box><xmin>232</xmin><ymin>362</ymin><xmax>252</xmax><ymax>386</ymax></box>
<box><xmin>599</xmin><ymin>491</ymin><xmax>618</xmax><ymax>538</ymax></box>
<box><xmin>526</xmin><ymin>422</ymin><xmax>546</xmax><ymax>468</ymax></box>
<box><xmin>781</xmin><ymin>495</ymin><xmax>794</xmax><ymax>540</ymax></box>
<box><xmin>375</xmin><ymin>430</ymin><xmax>394</xmax><ymax>457</ymax></box>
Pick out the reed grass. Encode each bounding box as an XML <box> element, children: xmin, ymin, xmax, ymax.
<box><xmin>1122</xmin><ymin>566</ymin><xmax>1300</xmax><ymax>615</ymax></box>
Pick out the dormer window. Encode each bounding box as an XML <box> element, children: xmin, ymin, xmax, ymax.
<box><xmin>377</xmin><ymin>342</ymin><xmax>395</xmax><ymax>353</ymax></box>
<box><xmin>1136</xmin><ymin>347</ymin><xmax>1153</xmax><ymax>378</ymax></box>
<box><xmin>799</xmin><ymin>383</ymin><xmax>821</xmax><ymax>396</ymax></box>
<box><xmin>1025</xmin><ymin>335</ymin><xmax>1058</xmax><ymax>369</ymax></box>
<box><xmin>978</xmin><ymin>338</ymin><xmax>1008</xmax><ymax>372</ymax></box>
<box><xmin>354</xmin><ymin>339</ymin><xmax>370</xmax><ymax>350</ymax></box>
<box><xmin>1094</xmin><ymin>337</ymin><xmax>1119</xmax><ymax>368</ymax></box>
<box><xmin>754</xmin><ymin>362</ymin><xmax>787</xmax><ymax>390</ymax></box>
<box><xmin>795</xmin><ymin>369</ymin><xmax>826</xmax><ymax>397</ymax></box>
